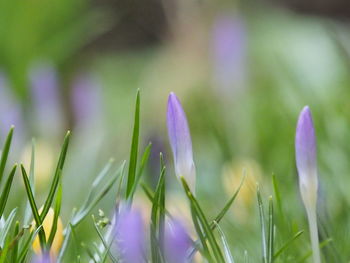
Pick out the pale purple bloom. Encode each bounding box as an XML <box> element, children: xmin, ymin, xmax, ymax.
<box><xmin>71</xmin><ymin>73</ymin><xmax>102</xmax><ymax>127</ymax></box>
<box><xmin>212</xmin><ymin>15</ymin><xmax>246</xmax><ymax>96</ymax></box>
<box><xmin>167</xmin><ymin>92</ymin><xmax>196</xmax><ymax>193</ymax></box>
<box><xmin>29</xmin><ymin>62</ymin><xmax>64</xmax><ymax>137</ymax></box>
<box><xmin>31</xmin><ymin>253</ymin><xmax>51</xmax><ymax>263</ymax></box>
<box><xmin>164</xmin><ymin>219</ymin><xmax>192</xmax><ymax>263</ymax></box>
<box><xmin>295</xmin><ymin>106</ymin><xmax>321</xmax><ymax>263</ymax></box>
<box><xmin>113</xmin><ymin>208</ymin><xmax>145</xmax><ymax>263</ymax></box>
<box><xmin>0</xmin><ymin>73</ymin><xmax>24</xmax><ymax>142</ymax></box>
<box><xmin>295</xmin><ymin>106</ymin><xmax>318</xmax><ymax>206</ymax></box>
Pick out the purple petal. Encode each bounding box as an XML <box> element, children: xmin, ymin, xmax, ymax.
<box><xmin>295</xmin><ymin>106</ymin><xmax>318</xmax><ymax>207</ymax></box>
<box><xmin>71</xmin><ymin>73</ymin><xmax>102</xmax><ymax>126</ymax></box>
<box><xmin>164</xmin><ymin>219</ymin><xmax>192</xmax><ymax>263</ymax></box>
<box><xmin>113</xmin><ymin>208</ymin><xmax>145</xmax><ymax>263</ymax></box>
<box><xmin>212</xmin><ymin>15</ymin><xmax>246</xmax><ymax>94</ymax></box>
<box><xmin>167</xmin><ymin>92</ymin><xmax>196</xmax><ymax>192</ymax></box>
<box><xmin>29</xmin><ymin>62</ymin><xmax>63</xmax><ymax>136</ymax></box>
<box><xmin>31</xmin><ymin>253</ymin><xmax>51</xmax><ymax>263</ymax></box>
<box><xmin>0</xmin><ymin>73</ymin><xmax>24</xmax><ymax>141</ymax></box>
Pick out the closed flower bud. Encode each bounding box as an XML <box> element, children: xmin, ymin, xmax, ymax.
<box><xmin>167</xmin><ymin>92</ymin><xmax>196</xmax><ymax>193</ymax></box>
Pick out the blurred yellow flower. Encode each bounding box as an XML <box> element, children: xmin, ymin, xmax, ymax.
<box><xmin>222</xmin><ymin>158</ymin><xmax>263</xmax><ymax>222</ymax></box>
<box><xmin>21</xmin><ymin>140</ymin><xmax>55</xmax><ymax>189</ymax></box>
<box><xmin>32</xmin><ymin>207</ymin><xmax>63</xmax><ymax>257</ymax></box>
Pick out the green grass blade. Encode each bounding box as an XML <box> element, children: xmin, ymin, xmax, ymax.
<box><xmin>0</xmin><ymin>164</ymin><xmax>17</xmax><ymax>217</ymax></box>
<box><xmin>212</xmin><ymin>174</ymin><xmax>245</xmax><ymax>228</ymax></box>
<box><xmin>47</xmin><ymin>179</ymin><xmax>62</xmax><ymax>248</ymax></box>
<box><xmin>181</xmin><ymin>177</ymin><xmax>225</xmax><ymax>263</ymax></box>
<box><xmin>130</xmin><ymin>142</ymin><xmax>152</xmax><ymax>199</ymax></box>
<box><xmin>92</xmin><ymin>215</ymin><xmax>117</xmax><ymax>262</ymax></box>
<box><xmin>273</xmin><ymin>230</ymin><xmax>304</xmax><ymax>259</ymax></box>
<box><xmin>0</xmin><ymin>208</ymin><xmax>17</xmax><ymax>248</ymax></box>
<box><xmin>0</xmin><ymin>126</ymin><xmax>13</xmax><ymax>185</ymax></box>
<box><xmin>213</xmin><ymin>221</ymin><xmax>235</xmax><ymax>263</ymax></box>
<box><xmin>10</xmin><ymin>221</ymin><xmax>19</xmax><ymax>262</ymax></box>
<box><xmin>126</xmin><ymin>90</ymin><xmax>140</xmax><ymax>199</ymax></box>
<box><xmin>150</xmin><ymin>164</ymin><xmax>166</xmax><ymax>263</ymax></box>
<box><xmin>272</xmin><ymin>174</ymin><xmax>284</xmax><ymax>221</ymax></box>
<box><xmin>20</xmin><ymin>165</ymin><xmax>46</xmax><ymax>251</ymax></box>
<box><xmin>41</xmin><ymin>131</ymin><xmax>70</xmax><ymax>221</ymax></box>
<box><xmin>267</xmin><ymin>196</ymin><xmax>274</xmax><ymax>263</ymax></box>
<box><xmin>17</xmin><ymin>226</ymin><xmax>43</xmax><ymax>263</ymax></box>
<box><xmin>257</xmin><ymin>185</ymin><xmax>267</xmax><ymax>263</ymax></box>
<box><xmin>24</xmin><ymin>140</ymin><xmax>36</xmax><ymax>225</ymax></box>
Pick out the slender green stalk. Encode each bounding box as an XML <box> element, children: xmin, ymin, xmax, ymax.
<box><xmin>307</xmin><ymin>208</ymin><xmax>321</xmax><ymax>263</ymax></box>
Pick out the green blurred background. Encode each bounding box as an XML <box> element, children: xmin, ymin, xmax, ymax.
<box><xmin>1</xmin><ymin>0</ymin><xmax>350</xmax><ymax>261</ymax></box>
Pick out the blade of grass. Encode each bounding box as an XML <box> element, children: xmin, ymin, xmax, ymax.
<box><xmin>181</xmin><ymin>177</ymin><xmax>225</xmax><ymax>263</ymax></box>
<box><xmin>41</xmin><ymin>131</ymin><xmax>70</xmax><ymax>221</ymax></box>
<box><xmin>0</xmin><ymin>126</ymin><xmax>13</xmax><ymax>185</ymax></box>
<box><xmin>126</xmin><ymin>90</ymin><xmax>140</xmax><ymax>199</ymax></box>
<box><xmin>257</xmin><ymin>185</ymin><xmax>267</xmax><ymax>263</ymax></box>
<box><xmin>213</xmin><ymin>221</ymin><xmax>234</xmax><ymax>263</ymax></box>
<box><xmin>130</xmin><ymin>142</ymin><xmax>152</xmax><ymax>199</ymax></box>
<box><xmin>267</xmin><ymin>196</ymin><xmax>274</xmax><ymax>263</ymax></box>
<box><xmin>0</xmin><ymin>164</ymin><xmax>17</xmax><ymax>217</ymax></box>
<box><xmin>10</xmin><ymin>221</ymin><xmax>19</xmax><ymax>262</ymax></box>
<box><xmin>47</xmin><ymin>179</ymin><xmax>62</xmax><ymax>248</ymax></box>
<box><xmin>20</xmin><ymin>165</ymin><xmax>46</xmax><ymax>251</ymax></box>
<box><xmin>274</xmin><ymin>230</ymin><xmax>304</xmax><ymax>259</ymax></box>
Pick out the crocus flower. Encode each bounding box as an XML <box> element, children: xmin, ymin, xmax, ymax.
<box><xmin>113</xmin><ymin>208</ymin><xmax>145</xmax><ymax>263</ymax></box>
<box><xmin>212</xmin><ymin>15</ymin><xmax>246</xmax><ymax>97</ymax></box>
<box><xmin>29</xmin><ymin>62</ymin><xmax>64</xmax><ymax>138</ymax></box>
<box><xmin>167</xmin><ymin>92</ymin><xmax>196</xmax><ymax>193</ymax></box>
<box><xmin>31</xmin><ymin>253</ymin><xmax>51</xmax><ymax>263</ymax></box>
<box><xmin>295</xmin><ymin>106</ymin><xmax>321</xmax><ymax>263</ymax></box>
<box><xmin>0</xmin><ymin>72</ymin><xmax>24</xmax><ymax>144</ymax></box>
<box><xmin>32</xmin><ymin>207</ymin><xmax>64</xmax><ymax>258</ymax></box>
<box><xmin>71</xmin><ymin>73</ymin><xmax>102</xmax><ymax>128</ymax></box>
<box><xmin>164</xmin><ymin>219</ymin><xmax>192</xmax><ymax>263</ymax></box>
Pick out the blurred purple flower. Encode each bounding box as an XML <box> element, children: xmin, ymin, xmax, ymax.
<box><xmin>0</xmin><ymin>72</ymin><xmax>24</xmax><ymax>141</ymax></box>
<box><xmin>31</xmin><ymin>253</ymin><xmax>51</xmax><ymax>263</ymax></box>
<box><xmin>164</xmin><ymin>219</ymin><xmax>192</xmax><ymax>263</ymax></box>
<box><xmin>212</xmin><ymin>15</ymin><xmax>246</xmax><ymax>96</ymax></box>
<box><xmin>295</xmin><ymin>106</ymin><xmax>318</xmax><ymax>206</ymax></box>
<box><xmin>71</xmin><ymin>73</ymin><xmax>102</xmax><ymax>127</ymax></box>
<box><xmin>113</xmin><ymin>208</ymin><xmax>145</xmax><ymax>263</ymax></box>
<box><xmin>29</xmin><ymin>62</ymin><xmax>63</xmax><ymax>137</ymax></box>
<box><xmin>167</xmin><ymin>92</ymin><xmax>196</xmax><ymax>193</ymax></box>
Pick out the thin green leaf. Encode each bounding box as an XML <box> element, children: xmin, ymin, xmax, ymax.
<box><xmin>257</xmin><ymin>185</ymin><xmax>267</xmax><ymax>263</ymax></box>
<box><xmin>10</xmin><ymin>221</ymin><xmax>19</xmax><ymax>262</ymax></box>
<box><xmin>274</xmin><ymin>230</ymin><xmax>304</xmax><ymax>259</ymax></box>
<box><xmin>213</xmin><ymin>221</ymin><xmax>234</xmax><ymax>263</ymax></box>
<box><xmin>0</xmin><ymin>208</ymin><xmax>17</xmax><ymax>248</ymax></box>
<box><xmin>126</xmin><ymin>90</ymin><xmax>140</xmax><ymax>199</ymax></box>
<box><xmin>0</xmin><ymin>126</ymin><xmax>13</xmax><ymax>185</ymax></box>
<box><xmin>17</xmin><ymin>226</ymin><xmax>43</xmax><ymax>263</ymax></box>
<box><xmin>130</xmin><ymin>142</ymin><xmax>152</xmax><ymax>199</ymax></box>
<box><xmin>47</xmin><ymin>179</ymin><xmax>62</xmax><ymax>247</ymax></box>
<box><xmin>0</xmin><ymin>164</ymin><xmax>17</xmax><ymax>217</ymax></box>
<box><xmin>267</xmin><ymin>196</ymin><xmax>274</xmax><ymax>263</ymax></box>
<box><xmin>212</xmin><ymin>174</ymin><xmax>245</xmax><ymax>228</ymax></box>
<box><xmin>181</xmin><ymin>177</ymin><xmax>225</xmax><ymax>263</ymax></box>
<box><xmin>20</xmin><ymin>165</ymin><xmax>46</xmax><ymax>251</ymax></box>
<box><xmin>92</xmin><ymin>215</ymin><xmax>117</xmax><ymax>263</ymax></box>
<box><xmin>41</xmin><ymin>131</ymin><xmax>70</xmax><ymax>221</ymax></box>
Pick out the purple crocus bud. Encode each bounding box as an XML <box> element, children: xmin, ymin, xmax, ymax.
<box><xmin>212</xmin><ymin>15</ymin><xmax>246</xmax><ymax>97</ymax></box>
<box><xmin>29</xmin><ymin>62</ymin><xmax>64</xmax><ymax>138</ymax></box>
<box><xmin>295</xmin><ymin>106</ymin><xmax>321</xmax><ymax>263</ymax></box>
<box><xmin>113</xmin><ymin>208</ymin><xmax>145</xmax><ymax>263</ymax></box>
<box><xmin>167</xmin><ymin>92</ymin><xmax>196</xmax><ymax>193</ymax></box>
<box><xmin>295</xmin><ymin>106</ymin><xmax>318</xmax><ymax>207</ymax></box>
<box><xmin>71</xmin><ymin>73</ymin><xmax>102</xmax><ymax>128</ymax></box>
<box><xmin>164</xmin><ymin>219</ymin><xmax>192</xmax><ymax>263</ymax></box>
